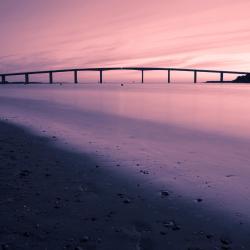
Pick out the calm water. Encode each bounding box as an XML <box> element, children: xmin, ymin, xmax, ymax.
<box><xmin>1</xmin><ymin>83</ymin><xmax>250</xmax><ymax>139</ymax></box>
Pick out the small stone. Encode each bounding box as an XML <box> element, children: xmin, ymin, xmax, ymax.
<box><xmin>1</xmin><ymin>244</ymin><xmax>10</xmax><ymax>250</ymax></box>
<box><xmin>196</xmin><ymin>198</ymin><xmax>203</xmax><ymax>203</ymax></box>
<box><xmin>220</xmin><ymin>237</ymin><xmax>232</xmax><ymax>245</ymax></box>
<box><xmin>80</xmin><ymin>236</ymin><xmax>89</xmax><ymax>243</ymax></box>
<box><xmin>225</xmin><ymin>174</ymin><xmax>235</xmax><ymax>178</ymax></box>
<box><xmin>75</xmin><ymin>247</ymin><xmax>83</xmax><ymax>250</ymax></box>
<box><xmin>117</xmin><ymin>193</ymin><xmax>125</xmax><ymax>198</ymax></box>
<box><xmin>163</xmin><ymin>221</ymin><xmax>180</xmax><ymax>231</ymax></box>
<box><xmin>206</xmin><ymin>234</ymin><xmax>213</xmax><ymax>239</ymax></box>
<box><xmin>161</xmin><ymin>191</ymin><xmax>169</xmax><ymax>197</ymax></box>
<box><xmin>23</xmin><ymin>232</ymin><xmax>30</xmax><ymax>237</ymax></box>
<box><xmin>140</xmin><ymin>170</ymin><xmax>149</xmax><ymax>175</ymax></box>
<box><xmin>123</xmin><ymin>199</ymin><xmax>131</xmax><ymax>204</ymax></box>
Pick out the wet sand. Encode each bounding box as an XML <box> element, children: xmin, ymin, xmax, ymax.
<box><xmin>0</xmin><ymin>119</ymin><xmax>249</xmax><ymax>250</ymax></box>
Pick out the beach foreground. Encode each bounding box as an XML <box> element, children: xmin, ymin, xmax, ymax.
<box><xmin>1</xmin><ymin>84</ymin><xmax>250</xmax><ymax>249</ymax></box>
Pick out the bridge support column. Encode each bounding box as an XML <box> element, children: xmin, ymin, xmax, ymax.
<box><xmin>99</xmin><ymin>70</ymin><xmax>103</xmax><ymax>84</ymax></box>
<box><xmin>1</xmin><ymin>75</ymin><xmax>6</xmax><ymax>84</ymax></box>
<box><xmin>194</xmin><ymin>71</ymin><xmax>197</xmax><ymax>83</ymax></box>
<box><xmin>141</xmin><ymin>70</ymin><xmax>144</xmax><ymax>83</ymax></box>
<box><xmin>168</xmin><ymin>70</ymin><xmax>171</xmax><ymax>83</ymax></box>
<box><xmin>25</xmin><ymin>74</ymin><xmax>29</xmax><ymax>84</ymax></box>
<box><xmin>49</xmin><ymin>72</ymin><xmax>53</xmax><ymax>84</ymax></box>
<box><xmin>220</xmin><ymin>72</ymin><xmax>224</xmax><ymax>82</ymax></box>
<box><xmin>74</xmin><ymin>70</ymin><xmax>78</xmax><ymax>84</ymax></box>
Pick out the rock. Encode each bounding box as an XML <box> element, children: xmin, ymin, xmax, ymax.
<box><xmin>163</xmin><ymin>220</ymin><xmax>180</xmax><ymax>231</ymax></box>
<box><xmin>1</xmin><ymin>244</ymin><xmax>10</xmax><ymax>250</ymax></box>
<box><xmin>196</xmin><ymin>198</ymin><xmax>203</xmax><ymax>203</ymax></box>
<box><xmin>160</xmin><ymin>190</ymin><xmax>170</xmax><ymax>197</ymax></box>
<box><xmin>206</xmin><ymin>234</ymin><xmax>213</xmax><ymax>239</ymax></box>
<box><xmin>117</xmin><ymin>193</ymin><xmax>125</xmax><ymax>198</ymax></box>
<box><xmin>220</xmin><ymin>237</ymin><xmax>232</xmax><ymax>245</ymax></box>
<box><xmin>75</xmin><ymin>247</ymin><xmax>84</xmax><ymax>250</ymax></box>
<box><xmin>80</xmin><ymin>236</ymin><xmax>89</xmax><ymax>243</ymax></box>
<box><xmin>225</xmin><ymin>174</ymin><xmax>235</xmax><ymax>178</ymax></box>
<box><xmin>123</xmin><ymin>198</ymin><xmax>131</xmax><ymax>204</ymax></box>
<box><xmin>140</xmin><ymin>170</ymin><xmax>149</xmax><ymax>175</ymax></box>
<box><xmin>19</xmin><ymin>169</ymin><xmax>31</xmax><ymax>177</ymax></box>
<box><xmin>23</xmin><ymin>231</ymin><xmax>30</xmax><ymax>237</ymax></box>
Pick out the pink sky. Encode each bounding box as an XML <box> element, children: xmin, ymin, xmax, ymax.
<box><xmin>1</xmin><ymin>0</ymin><xmax>250</xmax><ymax>75</ymax></box>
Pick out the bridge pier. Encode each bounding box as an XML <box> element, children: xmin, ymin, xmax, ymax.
<box><xmin>74</xmin><ymin>70</ymin><xmax>78</xmax><ymax>84</ymax></box>
<box><xmin>99</xmin><ymin>70</ymin><xmax>103</xmax><ymax>84</ymax></box>
<box><xmin>1</xmin><ymin>75</ymin><xmax>6</xmax><ymax>84</ymax></box>
<box><xmin>141</xmin><ymin>70</ymin><xmax>144</xmax><ymax>83</ymax></box>
<box><xmin>25</xmin><ymin>74</ymin><xmax>29</xmax><ymax>84</ymax></box>
<box><xmin>168</xmin><ymin>70</ymin><xmax>171</xmax><ymax>83</ymax></box>
<box><xmin>220</xmin><ymin>72</ymin><xmax>224</xmax><ymax>82</ymax></box>
<box><xmin>49</xmin><ymin>72</ymin><xmax>53</xmax><ymax>84</ymax></box>
<box><xmin>194</xmin><ymin>70</ymin><xmax>197</xmax><ymax>83</ymax></box>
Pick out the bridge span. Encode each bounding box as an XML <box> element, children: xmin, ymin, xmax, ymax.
<box><xmin>1</xmin><ymin>67</ymin><xmax>249</xmax><ymax>84</ymax></box>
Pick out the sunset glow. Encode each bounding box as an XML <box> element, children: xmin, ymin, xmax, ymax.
<box><xmin>1</xmin><ymin>0</ymin><xmax>250</xmax><ymax>74</ymax></box>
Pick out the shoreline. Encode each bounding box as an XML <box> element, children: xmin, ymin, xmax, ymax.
<box><xmin>0</xmin><ymin>119</ymin><xmax>249</xmax><ymax>249</ymax></box>
<box><xmin>1</xmin><ymin>84</ymin><xmax>250</xmax><ymax>249</ymax></box>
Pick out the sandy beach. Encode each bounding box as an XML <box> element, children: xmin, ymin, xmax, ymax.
<box><xmin>1</xmin><ymin>84</ymin><xmax>250</xmax><ymax>250</ymax></box>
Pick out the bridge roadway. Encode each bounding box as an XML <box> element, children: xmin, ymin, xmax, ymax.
<box><xmin>1</xmin><ymin>67</ymin><xmax>249</xmax><ymax>84</ymax></box>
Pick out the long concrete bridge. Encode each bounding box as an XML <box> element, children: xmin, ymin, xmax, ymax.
<box><xmin>1</xmin><ymin>67</ymin><xmax>249</xmax><ymax>84</ymax></box>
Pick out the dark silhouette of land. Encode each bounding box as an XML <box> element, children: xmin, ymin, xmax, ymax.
<box><xmin>232</xmin><ymin>73</ymin><xmax>250</xmax><ymax>83</ymax></box>
<box><xmin>207</xmin><ymin>73</ymin><xmax>250</xmax><ymax>83</ymax></box>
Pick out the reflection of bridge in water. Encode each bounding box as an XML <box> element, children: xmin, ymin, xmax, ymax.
<box><xmin>1</xmin><ymin>67</ymin><xmax>249</xmax><ymax>84</ymax></box>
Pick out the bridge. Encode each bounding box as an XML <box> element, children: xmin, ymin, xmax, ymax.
<box><xmin>1</xmin><ymin>67</ymin><xmax>249</xmax><ymax>84</ymax></box>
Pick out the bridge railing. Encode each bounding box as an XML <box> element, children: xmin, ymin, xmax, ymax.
<box><xmin>0</xmin><ymin>67</ymin><xmax>249</xmax><ymax>84</ymax></box>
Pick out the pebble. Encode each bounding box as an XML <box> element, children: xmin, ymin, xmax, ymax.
<box><xmin>1</xmin><ymin>244</ymin><xmax>10</xmax><ymax>250</ymax></box>
<box><xmin>75</xmin><ymin>247</ymin><xmax>84</xmax><ymax>250</ymax></box>
<box><xmin>163</xmin><ymin>220</ymin><xmax>180</xmax><ymax>231</ymax></box>
<box><xmin>206</xmin><ymin>234</ymin><xmax>213</xmax><ymax>239</ymax></box>
<box><xmin>140</xmin><ymin>170</ymin><xmax>149</xmax><ymax>175</ymax></box>
<box><xmin>80</xmin><ymin>236</ymin><xmax>89</xmax><ymax>243</ymax></box>
<box><xmin>196</xmin><ymin>198</ymin><xmax>203</xmax><ymax>203</ymax></box>
<box><xmin>123</xmin><ymin>199</ymin><xmax>131</xmax><ymax>204</ymax></box>
<box><xmin>23</xmin><ymin>232</ymin><xmax>30</xmax><ymax>237</ymax></box>
<box><xmin>161</xmin><ymin>190</ymin><xmax>170</xmax><ymax>197</ymax></box>
<box><xmin>220</xmin><ymin>237</ymin><xmax>232</xmax><ymax>245</ymax></box>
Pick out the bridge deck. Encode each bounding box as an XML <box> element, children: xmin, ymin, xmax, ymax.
<box><xmin>1</xmin><ymin>67</ymin><xmax>249</xmax><ymax>84</ymax></box>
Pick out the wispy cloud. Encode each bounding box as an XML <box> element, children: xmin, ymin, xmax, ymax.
<box><xmin>1</xmin><ymin>0</ymin><xmax>250</xmax><ymax>73</ymax></box>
